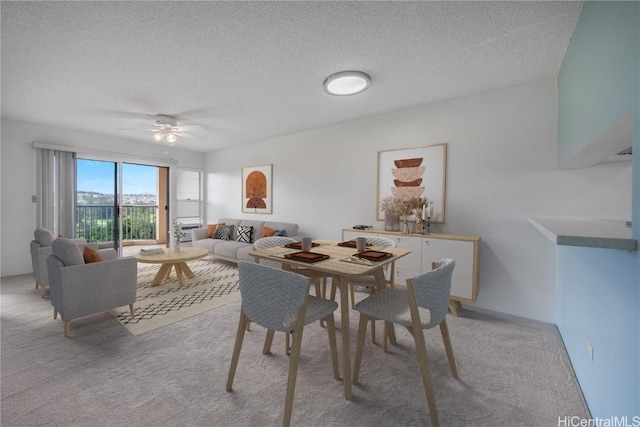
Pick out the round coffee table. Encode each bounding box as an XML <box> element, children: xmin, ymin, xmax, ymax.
<box><xmin>134</xmin><ymin>247</ymin><xmax>209</xmax><ymax>287</ymax></box>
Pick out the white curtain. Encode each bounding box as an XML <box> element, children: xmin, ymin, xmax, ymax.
<box><xmin>36</xmin><ymin>148</ymin><xmax>76</xmax><ymax>237</ymax></box>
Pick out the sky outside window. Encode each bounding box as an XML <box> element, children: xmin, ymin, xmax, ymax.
<box><xmin>77</xmin><ymin>160</ymin><xmax>157</xmax><ymax>195</ymax></box>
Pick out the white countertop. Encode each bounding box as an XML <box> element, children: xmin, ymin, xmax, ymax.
<box><xmin>529</xmin><ymin>218</ymin><xmax>636</xmax><ymax>252</ymax></box>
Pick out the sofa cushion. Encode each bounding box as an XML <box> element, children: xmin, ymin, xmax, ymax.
<box><xmin>207</xmin><ymin>223</ymin><xmax>225</xmax><ymax>238</ymax></box>
<box><xmin>34</xmin><ymin>228</ymin><xmax>54</xmax><ymax>247</ymax></box>
<box><xmin>214</xmin><ymin>225</ymin><xmax>234</xmax><ymax>240</ymax></box>
<box><xmin>236</xmin><ymin>225</ymin><xmax>253</xmax><ymax>243</ymax></box>
<box><xmin>193</xmin><ymin>238</ymin><xmax>227</xmax><ymax>253</ymax></box>
<box><xmin>52</xmin><ymin>238</ymin><xmax>85</xmax><ymax>266</ymax></box>
<box><xmin>260</xmin><ymin>226</ymin><xmax>278</xmax><ymax>238</ymax></box>
<box><xmin>274</xmin><ymin>229</ymin><xmax>288</xmax><ymax>237</ymax></box>
<box><xmin>83</xmin><ymin>246</ymin><xmax>104</xmax><ymax>263</ymax></box>
<box><xmin>236</xmin><ymin>245</ymin><xmax>256</xmax><ymax>262</ymax></box>
<box><xmin>265</xmin><ymin>222</ymin><xmax>299</xmax><ymax>237</ymax></box>
<box><xmin>214</xmin><ymin>241</ymin><xmax>250</xmax><ymax>259</ymax></box>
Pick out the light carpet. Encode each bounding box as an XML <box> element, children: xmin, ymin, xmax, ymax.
<box><xmin>1</xmin><ymin>271</ymin><xmax>590</xmax><ymax>426</ymax></box>
<box><xmin>110</xmin><ymin>258</ymin><xmax>240</xmax><ymax>335</ymax></box>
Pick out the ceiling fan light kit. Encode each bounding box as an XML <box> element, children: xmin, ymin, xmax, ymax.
<box><xmin>323</xmin><ymin>70</ymin><xmax>371</xmax><ymax>96</ymax></box>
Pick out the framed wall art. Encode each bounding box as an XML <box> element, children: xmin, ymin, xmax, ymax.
<box><xmin>377</xmin><ymin>143</ymin><xmax>447</xmax><ymax>223</ymax></box>
<box><xmin>242</xmin><ymin>164</ymin><xmax>272</xmax><ymax>214</ymax></box>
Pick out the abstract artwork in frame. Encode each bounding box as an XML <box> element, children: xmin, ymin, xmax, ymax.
<box><xmin>377</xmin><ymin>143</ymin><xmax>447</xmax><ymax>223</ymax></box>
<box><xmin>242</xmin><ymin>164</ymin><xmax>272</xmax><ymax>214</ymax></box>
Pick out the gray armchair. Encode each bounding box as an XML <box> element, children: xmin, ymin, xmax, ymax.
<box><xmin>47</xmin><ymin>238</ymin><xmax>137</xmax><ymax>337</ymax></box>
<box><xmin>30</xmin><ymin>228</ymin><xmax>91</xmax><ymax>298</ymax></box>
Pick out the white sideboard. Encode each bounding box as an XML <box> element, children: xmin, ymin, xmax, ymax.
<box><xmin>342</xmin><ymin>228</ymin><xmax>480</xmax><ymax>315</ymax></box>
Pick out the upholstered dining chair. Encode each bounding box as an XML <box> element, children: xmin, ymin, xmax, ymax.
<box><xmin>253</xmin><ymin>236</ymin><xmax>330</xmax><ymax>348</ymax></box>
<box><xmin>352</xmin><ymin>259</ymin><xmax>457</xmax><ymax>427</ymax></box>
<box><xmin>30</xmin><ymin>228</ymin><xmax>90</xmax><ymax>298</ymax></box>
<box><xmin>226</xmin><ymin>262</ymin><xmax>340</xmax><ymax>427</ymax></box>
<box><xmin>47</xmin><ymin>238</ymin><xmax>137</xmax><ymax>337</ymax></box>
<box><xmin>330</xmin><ymin>235</ymin><xmax>396</xmax><ymax>345</ymax></box>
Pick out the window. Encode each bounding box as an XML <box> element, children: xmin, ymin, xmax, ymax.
<box><xmin>176</xmin><ymin>168</ymin><xmax>203</xmax><ymax>225</ymax></box>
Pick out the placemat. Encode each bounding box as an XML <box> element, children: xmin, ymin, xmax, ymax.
<box><xmin>354</xmin><ymin>250</ymin><xmax>393</xmax><ymax>262</ymax></box>
<box><xmin>284</xmin><ymin>251</ymin><xmax>330</xmax><ymax>263</ymax></box>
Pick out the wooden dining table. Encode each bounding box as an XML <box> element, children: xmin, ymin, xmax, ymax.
<box><xmin>250</xmin><ymin>240</ymin><xmax>411</xmax><ymax>400</ymax></box>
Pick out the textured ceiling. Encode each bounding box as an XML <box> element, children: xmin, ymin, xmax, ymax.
<box><xmin>1</xmin><ymin>1</ymin><xmax>583</xmax><ymax>153</ymax></box>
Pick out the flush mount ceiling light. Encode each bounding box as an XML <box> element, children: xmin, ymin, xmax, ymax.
<box><xmin>323</xmin><ymin>71</ymin><xmax>371</xmax><ymax>96</ymax></box>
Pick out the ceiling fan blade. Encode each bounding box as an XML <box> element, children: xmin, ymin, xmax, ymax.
<box><xmin>117</xmin><ymin>127</ymin><xmax>157</xmax><ymax>131</ymax></box>
<box><xmin>179</xmin><ymin>131</ymin><xmax>205</xmax><ymax>139</ymax></box>
<box><xmin>177</xmin><ymin>124</ymin><xmax>204</xmax><ymax>131</ymax></box>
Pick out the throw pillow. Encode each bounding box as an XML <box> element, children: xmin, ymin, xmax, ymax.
<box><xmin>83</xmin><ymin>246</ymin><xmax>104</xmax><ymax>263</ymax></box>
<box><xmin>214</xmin><ymin>225</ymin><xmax>234</xmax><ymax>241</ymax></box>
<box><xmin>274</xmin><ymin>229</ymin><xmax>288</xmax><ymax>237</ymax></box>
<box><xmin>260</xmin><ymin>226</ymin><xmax>278</xmax><ymax>238</ymax></box>
<box><xmin>34</xmin><ymin>228</ymin><xmax>54</xmax><ymax>247</ymax></box>
<box><xmin>236</xmin><ymin>225</ymin><xmax>253</xmax><ymax>243</ymax></box>
<box><xmin>207</xmin><ymin>223</ymin><xmax>225</xmax><ymax>238</ymax></box>
<box><xmin>52</xmin><ymin>238</ymin><xmax>85</xmax><ymax>266</ymax></box>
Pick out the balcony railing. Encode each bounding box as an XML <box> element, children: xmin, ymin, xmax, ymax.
<box><xmin>76</xmin><ymin>205</ymin><xmax>158</xmax><ymax>243</ymax></box>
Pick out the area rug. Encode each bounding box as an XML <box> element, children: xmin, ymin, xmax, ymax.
<box><xmin>110</xmin><ymin>259</ymin><xmax>239</xmax><ymax>335</ymax></box>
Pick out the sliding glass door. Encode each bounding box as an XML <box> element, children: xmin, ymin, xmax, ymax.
<box><xmin>76</xmin><ymin>159</ymin><xmax>166</xmax><ymax>253</ymax></box>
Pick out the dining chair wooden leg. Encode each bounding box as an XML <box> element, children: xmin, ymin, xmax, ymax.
<box><xmin>285</xmin><ymin>331</ymin><xmax>292</xmax><ymax>356</ymax></box>
<box><xmin>370</xmin><ymin>318</ymin><xmax>377</xmax><ymax>345</ymax></box>
<box><xmin>129</xmin><ymin>304</ymin><xmax>135</xmax><ymax>317</ymax></box>
<box><xmin>352</xmin><ymin>314</ymin><xmax>370</xmax><ymax>384</ymax></box>
<box><xmin>439</xmin><ymin>319</ymin><xmax>458</xmax><ymax>379</ymax></box>
<box><xmin>263</xmin><ymin>329</ymin><xmax>275</xmax><ymax>354</ymax></box>
<box><xmin>283</xmin><ymin>314</ymin><xmax>306</xmax><ymax>427</ymax></box>
<box><xmin>388</xmin><ymin>322</ymin><xmax>397</xmax><ymax>345</ymax></box>
<box><xmin>63</xmin><ymin>320</ymin><xmax>70</xmax><ymax>338</ymax></box>
<box><xmin>330</xmin><ymin>282</ymin><xmax>337</xmax><ymax>302</ymax></box>
<box><xmin>350</xmin><ymin>285</ymin><xmax>356</xmax><ymax>309</ymax></box>
<box><xmin>412</xmin><ymin>325</ymin><xmax>439</xmax><ymax>427</ymax></box>
<box><xmin>226</xmin><ymin>309</ymin><xmax>249</xmax><ymax>391</ymax></box>
<box><xmin>325</xmin><ymin>314</ymin><xmax>340</xmax><ymax>380</ymax></box>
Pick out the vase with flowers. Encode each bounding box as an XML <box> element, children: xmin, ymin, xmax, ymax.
<box><xmin>380</xmin><ymin>196</ymin><xmax>402</xmax><ymax>232</ymax></box>
<box><xmin>172</xmin><ymin>218</ymin><xmax>186</xmax><ymax>253</ymax></box>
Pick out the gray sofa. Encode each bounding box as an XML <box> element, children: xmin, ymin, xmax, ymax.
<box><xmin>191</xmin><ymin>218</ymin><xmax>300</xmax><ymax>263</ymax></box>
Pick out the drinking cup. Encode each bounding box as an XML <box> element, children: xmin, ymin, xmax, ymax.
<box><xmin>356</xmin><ymin>237</ymin><xmax>367</xmax><ymax>252</ymax></box>
<box><xmin>301</xmin><ymin>237</ymin><xmax>312</xmax><ymax>252</ymax></box>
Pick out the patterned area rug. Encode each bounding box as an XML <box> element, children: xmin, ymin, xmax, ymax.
<box><xmin>110</xmin><ymin>259</ymin><xmax>239</xmax><ymax>335</ymax></box>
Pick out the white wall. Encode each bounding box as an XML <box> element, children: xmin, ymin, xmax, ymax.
<box><xmin>205</xmin><ymin>78</ymin><xmax>632</xmax><ymax>323</ymax></box>
<box><xmin>0</xmin><ymin>118</ymin><xmax>205</xmax><ymax>277</ymax></box>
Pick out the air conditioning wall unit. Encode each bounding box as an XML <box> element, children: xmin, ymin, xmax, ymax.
<box><xmin>178</xmin><ymin>223</ymin><xmax>202</xmax><ymax>243</ymax></box>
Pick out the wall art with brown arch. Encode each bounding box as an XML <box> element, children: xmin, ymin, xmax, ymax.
<box><xmin>242</xmin><ymin>164</ymin><xmax>272</xmax><ymax>214</ymax></box>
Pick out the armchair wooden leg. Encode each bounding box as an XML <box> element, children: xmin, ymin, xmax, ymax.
<box><xmin>64</xmin><ymin>321</ymin><xmax>70</xmax><ymax>338</ymax></box>
<box><xmin>35</xmin><ymin>280</ymin><xmax>39</xmax><ymax>289</ymax></box>
<box><xmin>129</xmin><ymin>304</ymin><xmax>135</xmax><ymax>317</ymax></box>
<box><xmin>40</xmin><ymin>287</ymin><xmax>46</xmax><ymax>298</ymax></box>
<box><xmin>226</xmin><ymin>309</ymin><xmax>249</xmax><ymax>392</ymax></box>
<box><xmin>440</xmin><ymin>319</ymin><xmax>458</xmax><ymax>379</ymax></box>
<box><xmin>53</xmin><ymin>307</ymin><xmax>58</xmax><ymax>320</ymax></box>
<box><xmin>263</xmin><ymin>330</ymin><xmax>275</xmax><ymax>354</ymax></box>
<box><xmin>352</xmin><ymin>314</ymin><xmax>370</xmax><ymax>384</ymax></box>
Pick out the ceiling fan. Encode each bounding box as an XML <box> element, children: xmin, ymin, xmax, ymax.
<box><xmin>117</xmin><ymin>114</ymin><xmax>205</xmax><ymax>145</ymax></box>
